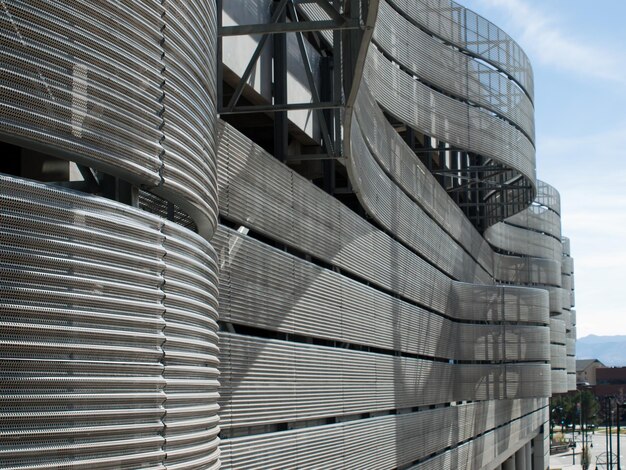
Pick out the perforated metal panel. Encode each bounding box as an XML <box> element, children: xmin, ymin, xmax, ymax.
<box><xmin>364</xmin><ymin>46</ymin><xmax>536</xmax><ymax>189</ymax></box>
<box><xmin>0</xmin><ymin>0</ymin><xmax>218</xmax><ymax>237</ymax></box>
<box><xmin>220</xmin><ymin>399</ymin><xmax>546</xmax><ymax>469</ymax></box>
<box><xmin>0</xmin><ymin>175</ymin><xmax>220</xmax><ymax>469</ymax></box>
<box><xmin>374</xmin><ymin>0</ymin><xmax>535</xmax><ymax>142</ymax></box>
<box><xmin>215</xmin><ymin>226</ymin><xmax>548</xmax><ymax>361</ymax></box>
<box><xmin>387</xmin><ymin>0</ymin><xmax>534</xmax><ymax>101</ymax></box>
<box><xmin>217</xmin><ymin>121</ymin><xmax>549</xmax><ymax>327</ymax></box>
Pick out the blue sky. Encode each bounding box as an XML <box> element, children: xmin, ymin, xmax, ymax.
<box><xmin>461</xmin><ymin>0</ymin><xmax>626</xmax><ymax>337</ymax></box>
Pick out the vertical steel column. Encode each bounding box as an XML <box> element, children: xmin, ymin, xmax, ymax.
<box><xmin>321</xmin><ymin>56</ymin><xmax>336</xmax><ymax>193</ymax></box>
<box><xmin>332</xmin><ymin>0</ymin><xmax>342</xmax><ymax>156</ymax></box>
<box><xmin>617</xmin><ymin>403</ymin><xmax>623</xmax><ymax>470</ymax></box>
<box><xmin>607</xmin><ymin>398</ymin><xmax>611</xmax><ymax>467</ymax></box>
<box><xmin>101</xmin><ymin>175</ymin><xmax>138</xmax><ymax>207</ymax></box>
<box><xmin>608</xmin><ymin>398</ymin><xmax>614</xmax><ymax>469</ymax></box>
<box><xmin>273</xmin><ymin>0</ymin><xmax>288</xmax><ymax>162</ymax></box>
<box><xmin>217</xmin><ymin>0</ymin><xmax>223</xmax><ymax>110</ymax></box>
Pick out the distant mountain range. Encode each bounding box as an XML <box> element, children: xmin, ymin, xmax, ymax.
<box><xmin>577</xmin><ymin>335</ymin><xmax>626</xmax><ymax>367</ymax></box>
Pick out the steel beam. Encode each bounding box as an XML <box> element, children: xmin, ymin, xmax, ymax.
<box><xmin>220</xmin><ymin>19</ymin><xmax>360</xmax><ymax>36</ymax></box>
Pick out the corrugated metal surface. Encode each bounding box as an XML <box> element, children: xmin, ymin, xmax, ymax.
<box><xmin>374</xmin><ymin>0</ymin><xmax>535</xmax><ymax>141</ymax></box>
<box><xmin>363</xmin><ymin>46</ymin><xmax>536</xmax><ymax>189</ymax></box>
<box><xmin>349</xmin><ymin>114</ymin><xmax>492</xmax><ymax>284</ymax></box>
<box><xmin>218</xmin><ymin>332</ymin><xmax>550</xmax><ymax>429</ymax></box>
<box><xmin>0</xmin><ymin>0</ymin><xmax>565</xmax><ymax>467</ymax></box>
<box><xmin>412</xmin><ymin>405</ymin><xmax>547</xmax><ymax>469</ymax></box>
<box><xmin>386</xmin><ymin>0</ymin><xmax>534</xmax><ymax>101</ymax></box>
<box><xmin>0</xmin><ymin>0</ymin><xmax>219</xmax><ymax>466</ymax></box>
<box><xmin>485</xmin><ymin>223</ymin><xmax>563</xmax><ymax>260</ymax></box>
<box><xmin>0</xmin><ymin>0</ymin><xmax>218</xmax><ymax>237</ymax></box>
<box><xmin>353</xmin><ymin>84</ymin><xmax>494</xmax><ymax>276</ymax></box>
<box><xmin>494</xmin><ymin>254</ymin><xmax>561</xmax><ymax>287</ymax></box>
<box><xmin>217</xmin><ymin>120</ymin><xmax>550</xmax><ymax>327</ymax></box>
<box><xmin>217</xmin><ymin>117</ymin><xmax>551</xmax><ymax>463</ymax></box>
<box><xmin>215</xmin><ymin>226</ymin><xmax>549</xmax><ymax>362</ymax></box>
<box><xmin>220</xmin><ymin>399</ymin><xmax>546</xmax><ymax>469</ymax></box>
<box><xmin>0</xmin><ymin>175</ymin><xmax>219</xmax><ymax>469</ymax></box>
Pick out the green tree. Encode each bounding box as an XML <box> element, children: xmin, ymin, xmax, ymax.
<box><xmin>550</xmin><ymin>391</ymin><xmax>599</xmax><ymax>430</ymax></box>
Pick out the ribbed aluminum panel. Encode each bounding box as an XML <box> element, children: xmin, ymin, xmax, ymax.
<box><xmin>220</xmin><ymin>399</ymin><xmax>545</xmax><ymax>469</ymax></box>
<box><xmin>485</xmin><ymin>223</ymin><xmax>563</xmax><ymax>260</ymax></box>
<box><xmin>215</xmin><ymin>226</ymin><xmax>549</xmax><ymax>362</ymax></box>
<box><xmin>374</xmin><ymin>0</ymin><xmax>535</xmax><ymax>141</ymax></box>
<box><xmin>159</xmin><ymin>0</ymin><xmax>219</xmax><ymax>237</ymax></box>
<box><xmin>0</xmin><ymin>0</ymin><xmax>218</xmax><ymax>237</ymax></box>
<box><xmin>550</xmin><ymin>319</ymin><xmax>567</xmax><ymax>346</ymax></box>
<box><xmin>505</xmin><ymin>205</ymin><xmax>561</xmax><ymax>240</ymax></box>
<box><xmin>364</xmin><ymin>46</ymin><xmax>536</xmax><ymax>188</ymax></box>
<box><xmin>559</xmin><ymin>287</ymin><xmax>570</xmax><ymax>310</ymax></box>
<box><xmin>552</xmin><ymin>369</ymin><xmax>568</xmax><ymax>395</ymax></box>
<box><xmin>386</xmin><ymin>0</ymin><xmax>534</xmax><ymax>101</ymax></box>
<box><xmin>536</xmin><ymin>180</ymin><xmax>561</xmax><ymax>215</ymax></box>
<box><xmin>567</xmin><ymin>373</ymin><xmax>577</xmax><ymax>391</ymax></box>
<box><xmin>547</xmin><ymin>286</ymin><xmax>564</xmax><ymax>315</ymax></box>
<box><xmin>0</xmin><ymin>175</ymin><xmax>219</xmax><ymax>469</ymax></box>
<box><xmin>553</xmin><ymin>311</ymin><xmax>572</xmax><ymax>333</ymax></box>
<box><xmin>562</xmin><ymin>237</ymin><xmax>571</xmax><ymax>256</ymax></box>
<box><xmin>413</xmin><ymin>415</ymin><xmax>542</xmax><ymax>470</ymax></box>
<box><xmin>353</xmin><ymin>84</ymin><xmax>494</xmax><ymax>273</ymax></box>
<box><xmin>219</xmin><ymin>333</ymin><xmax>550</xmax><ymax>429</ymax></box>
<box><xmin>550</xmin><ymin>344</ymin><xmax>567</xmax><ymax>370</ymax></box>
<box><xmin>349</xmin><ymin>114</ymin><xmax>491</xmax><ymax>284</ymax></box>
<box><xmin>561</xmin><ymin>256</ymin><xmax>574</xmax><ymax>274</ymax></box>
<box><xmin>0</xmin><ymin>1</ymin><xmax>161</xmax><ymax>182</ymax></box>
<box><xmin>217</xmin><ymin>120</ymin><xmax>550</xmax><ymax>326</ymax></box>
<box><xmin>450</xmin><ymin>282</ymin><xmax>548</xmax><ymax>324</ymax></box>
<box><xmin>493</xmin><ymin>254</ymin><xmax>561</xmax><ymax>287</ymax></box>
<box><xmin>561</xmin><ymin>274</ymin><xmax>573</xmax><ymax>292</ymax></box>
<box><xmin>161</xmin><ymin>222</ymin><xmax>221</xmax><ymax>469</ymax></box>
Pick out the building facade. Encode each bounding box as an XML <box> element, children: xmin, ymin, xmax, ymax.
<box><xmin>0</xmin><ymin>0</ymin><xmax>576</xmax><ymax>468</ymax></box>
<box><xmin>595</xmin><ymin>367</ymin><xmax>626</xmax><ymax>399</ymax></box>
<box><xmin>577</xmin><ymin>359</ymin><xmax>606</xmax><ymax>386</ymax></box>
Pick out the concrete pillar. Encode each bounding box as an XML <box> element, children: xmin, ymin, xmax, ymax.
<box><xmin>532</xmin><ymin>427</ymin><xmax>549</xmax><ymax>470</ymax></box>
<box><xmin>525</xmin><ymin>442</ymin><xmax>532</xmax><ymax>469</ymax></box>
<box><xmin>502</xmin><ymin>455</ymin><xmax>516</xmax><ymax>470</ymax></box>
<box><xmin>515</xmin><ymin>444</ymin><xmax>527</xmax><ymax>470</ymax></box>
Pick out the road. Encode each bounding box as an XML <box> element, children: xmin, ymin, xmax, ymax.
<box><xmin>550</xmin><ymin>428</ymin><xmax>626</xmax><ymax>469</ymax></box>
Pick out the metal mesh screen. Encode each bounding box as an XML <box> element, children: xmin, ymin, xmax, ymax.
<box><xmin>0</xmin><ymin>174</ymin><xmax>220</xmax><ymax>468</ymax></box>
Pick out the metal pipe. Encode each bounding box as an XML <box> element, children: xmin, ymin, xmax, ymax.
<box><xmin>618</xmin><ymin>403</ymin><xmax>622</xmax><ymax>470</ymax></box>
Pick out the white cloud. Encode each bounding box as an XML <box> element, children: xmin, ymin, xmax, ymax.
<box><xmin>470</xmin><ymin>0</ymin><xmax>626</xmax><ymax>84</ymax></box>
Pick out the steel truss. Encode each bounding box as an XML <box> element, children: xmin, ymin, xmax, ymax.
<box><xmin>217</xmin><ymin>0</ymin><xmax>368</xmax><ymax>167</ymax></box>
<box><xmin>405</xmin><ymin>127</ymin><xmax>533</xmax><ymax>232</ymax></box>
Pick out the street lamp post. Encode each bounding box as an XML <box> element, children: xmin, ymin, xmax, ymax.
<box><xmin>616</xmin><ymin>402</ymin><xmax>626</xmax><ymax>470</ymax></box>
<box><xmin>607</xmin><ymin>397</ymin><xmax>615</xmax><ymax>469</ymax></box>
<box><xmin>579</xmin><ymin>382</ymin><xmax>591</xmax><ymax>469</ymax></box>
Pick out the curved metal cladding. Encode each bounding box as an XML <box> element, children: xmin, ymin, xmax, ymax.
<box><xmin>220</xmin><ymin>399</ymin><xmax>547</xmax><ymax>469</ymax></box>
<box><xmin>561</xmin><ymin>236</ymin><xmax>577</xmax><ymax>390</ymax></box>
<box><xmin>217</xmin><ymin>120</ymin><xmax>551</xmax><ymax>467</ymax></box>
<box><xmin>0</xmin><ymin>0</ymin><xmax>217</xmax><ymax>237</ymax></box>
<box><xmin>0</xmin><ymin>1</ymin><xmax>220</xmax><ymax>468</ymax></box>
<box><xmin>386</xmin><ymin>0</ymin><xmax>534</xmax><ymax>102</ymax></box>
<box><xmin>1</xmin><ymin>176</ymin><xmax>220</xmax><ymax>468</ymax></box>
<box><xmin>364</xmin><ymin>0</ymin><xmax>537</xmax><ymax>226</ymax></box>
<box><xmin>485</xmin><ymin>181</ymin><xmax>570</xmax><ymax>393</ymax></box>
<box><xmin>213</xmin><ymin>0</ymin><xmax>555</xmax><ymax>466</ymax></box>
